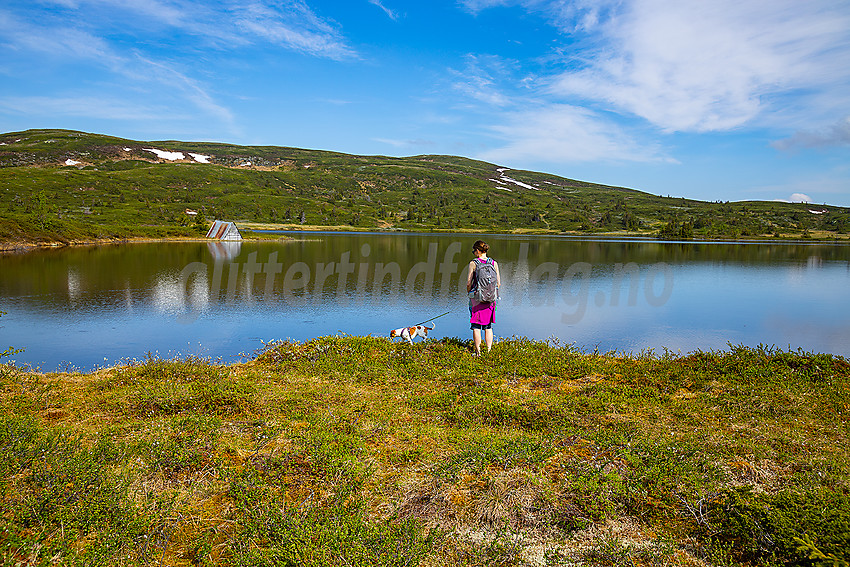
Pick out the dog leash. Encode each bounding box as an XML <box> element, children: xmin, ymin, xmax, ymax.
<box><xmin>414</xmin><ymin>311</ymin><xmax>451</xmax><ymax>327</ymax></box>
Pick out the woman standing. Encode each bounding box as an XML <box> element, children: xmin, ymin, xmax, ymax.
<box><xmin>466</xmin><ymin>240</ymin><xmax>500</xmax><ymax>355</ymax></box>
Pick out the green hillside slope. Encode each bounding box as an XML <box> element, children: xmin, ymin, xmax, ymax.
<box><xmin>1</xmin><ymin>129</ymin><xmax>848</xmax><ymax>245</ymax></box>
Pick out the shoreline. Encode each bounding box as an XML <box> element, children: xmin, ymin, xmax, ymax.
<box><xmin>11</xmin><ymin>336</ymin><xmax>848</xmax><ymax>375</ymax></box>
<box><xmin>3</xmin><ymin>226</ymin><xmax>849</xmax><ymax>252</ymax></box>
<box><xmin>0</xmin><ymin>234</ymin><xmax>293</xmax><ymax>253</ymax></box>
<box><xmin>0</xmin><ymin>236</ymin><xmax>212</xmax><ymax>253</ymax></box>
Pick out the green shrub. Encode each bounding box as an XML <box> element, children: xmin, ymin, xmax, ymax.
<box><xmin>0</xmin><ymin>310</ymin><xmax>24</xmax><ymax>379</ymax></box>
<box><xmin>702</xmin><ymin>486</ymin><xmax>850</xmax><ymax>566</ymax></box>
<box><xmin>227</xmin><ymin>456</ymin><xmax>433</xmax><ymax>566</ymax></box>
<box><xmin>135</xmin><ymin>414</ymin><xmax>222</xmax><ymax>476</ymax></box>
<box><xmin>120</xmin><ymin>355</ymin><xmax>255</xmax><ymax>417</ymax></box>
<box><xmin>435</xmin><ymin>434</ymin><xmax>553</xmax><ymax>479</ymax></box>
<box><xmin>0</xmin><ymin>417</ymin><xmax>149</xmax><ymax>565</ymax></box>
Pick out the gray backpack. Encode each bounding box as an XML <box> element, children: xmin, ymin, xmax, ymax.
<box><xmin>473</xmin><ymin>259</ymin><xmax>498</xmax><ymax>303</ymax></box>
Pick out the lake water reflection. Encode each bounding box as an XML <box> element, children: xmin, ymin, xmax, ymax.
<box><xmin>1</xmin><ymin>233</ymin><xmax>849</xmax><ymax>370</ymax></box>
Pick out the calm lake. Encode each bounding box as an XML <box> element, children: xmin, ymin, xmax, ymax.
<box><xmin>1</xmin><ymin>233</ymin><xmax>849</xmax><ymax>371</ymax></box>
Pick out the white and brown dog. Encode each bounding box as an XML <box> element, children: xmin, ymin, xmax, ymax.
<box><xmin>390</xmin><ymin>323</ymin><xmax>435</xmax><ymax>344</ymax></box>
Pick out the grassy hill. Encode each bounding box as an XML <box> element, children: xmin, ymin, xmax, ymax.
<box><xmin>1</xmin><ymin>128</ymin><xmax>849</xmax><ymax>245</ymax></box>
<box><xmin>0</xmin><ymin>337</ymin><xmax>848</xmax><ymax>565</ymax></box>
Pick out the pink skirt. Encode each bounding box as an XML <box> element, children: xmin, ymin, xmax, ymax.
<box><xmin>469</xmin><ymin>299</ymin><xmax>495</xmax><ymax>326</ymax></box>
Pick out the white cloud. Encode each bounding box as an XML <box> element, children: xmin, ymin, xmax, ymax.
<box><xmin>461</xmin><ymin>0</ymin><xmax>618</xmax><ymax>33</ymax></box>
<box><xmin>450</xmin><ymin>55</ymin><xmax>517</xmax><ymax>108</ymax></box>
<box><xmin>454</xmin><ymin>0</ymin><xmax>850</xmax><ymax>182</ymax></box>
<box><xmin>0</xmin><ymin>6</ymin><xmax>237</xmax><ymax>130</ymax></box>
<box><xmin>466</xmin><ymin>0</ymin><xmax>850</xmax><ymax>135</ymax></box>
<box><xmin>772</xmin><ymin>116</ymin><xmax>850</xmax><ymax>151</ymax></box>
<box><xmin>0</xmin><ymin>10</ymin><xmax>118</xmax><ymax>63</ymax></box>
<box><xmin>234</xmin><ymin>1</ymin><xmax>355</xmax><ymax>60</ymax></box>
<box><xmin>95</xmin><ymin>0</ymin><xmax>190</xmax><ymax>28</ymax></box>
<box><xmin>548</xmin><ymin>0</ymin><xmax>850</xmax><ymax>133</ymax></box>
<box><xmin>368</xmin><ymin>0</ymin><xmax>399</xmax><ymax>21</ymax></box>
<box><xmin>4</xmin><ymin>1</ymin><xmax>356</xmax><ymax>59</ymax></box>
<box><xmin>751</xmin><ymin>171</ymin><xmax>850</xmax><ymax>205</ymax></box>
<box><xmin>373</xmin><ymin>137</ymin><xmax>435</xmax><ymax>149</ymax></box>
<box><xmin>135</xmin><ymin>55</ymin><xmax>236</xmax><ymax>129</ymax></box>
<box><xmin>0</xmin><ymin>96</ymin><xmax>171</xmax><ymax>121</ymax></box>
<box><xmin>773</xmin><ymin>194</ymin><xmax>815</xmax><ymax>204</ymax></box>
<box><xmin>477</xmin><ymin>104</ymin><xmax>674</xmax><ymax>164</ymax></box>
<box><xmin>459</xmin><ymin>0</ymin><xmax>508</xmax><ymax>12</ymax></box>
<box><xmin>1</xmin><ymin>0</ymin><xmax>355</xmax><ymax>136</ymax></box>
<box><xmin>442</xmin><ymin>43</ymin><xmax>673</xmax><ymax>164</ymax></box>
<box><xmin>790</xmin><ymin>193</ymin><xmax>813</xmax><ymax>203</ymax></box>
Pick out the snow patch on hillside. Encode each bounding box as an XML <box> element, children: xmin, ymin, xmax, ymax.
<box><xmin>189</xmin><ymin>153</ymin><xmax>210</xmax><ymax>163</ymax></box>
<box><xmin>493</xmin><ymin>168</ymin><xmax>539</xmax><ymax>191</ymax></box>
<box><xmin>489</xmin><ymin>178</ymin><xmax>513</xmax><ymax>191</ymax></box>
<box><xmin>502</xmin><ymin>176</ymin><xmax>537</xmax><ymax>190</ymax></box>
<box><xmin>143</xmin><ymin>148</ymin><xmax>185</xmax><ymax>161</ymax></box>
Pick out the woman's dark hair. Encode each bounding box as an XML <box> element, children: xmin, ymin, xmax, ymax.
<box><xmin>473</xmin><ymin>240</ymin><xmax>489</xmax><ymax>253</ymax></box>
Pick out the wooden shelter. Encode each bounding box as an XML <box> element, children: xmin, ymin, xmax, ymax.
<box><xmin>205</xmin><ymin>220</ymin><xmax>242</xmax><ymax>241</ymax></box>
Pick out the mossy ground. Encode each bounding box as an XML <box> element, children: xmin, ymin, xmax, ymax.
<box><xmin>0</xmin><ymin>338</ymin><xmax>848</xmax><ymax>566</ymax></box>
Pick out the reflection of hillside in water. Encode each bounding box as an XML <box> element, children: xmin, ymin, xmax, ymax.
<box><xmin>0</xmin><ymin>237</ymin><xmax>848</xmax><ymax>313</ymax></box>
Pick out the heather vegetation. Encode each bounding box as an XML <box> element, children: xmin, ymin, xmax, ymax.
<box><xmin>1</xmin><ymin>337</ymin><xmax>848</xmax><ymax>566</ymax></box>
<box><xmin>2</xmin><ymin>129</ymin><xmax>849</xmax><ymax>246</ymax></box>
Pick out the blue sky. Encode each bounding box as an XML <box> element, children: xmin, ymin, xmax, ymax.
<box><xmin>2</xmin><ymin>0</ymin><xmax>849</xmax><ymax>206</ymax></box>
